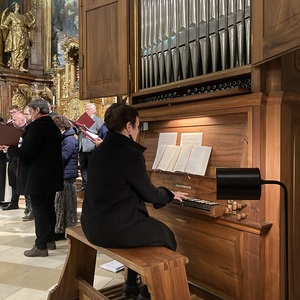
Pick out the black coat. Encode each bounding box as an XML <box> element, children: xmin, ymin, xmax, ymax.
<box><xmin>81</xmin><ymin>131</ymin><xmax>175</xmax><ymax>249</ymax></box>
<box><xmin>0</xmin><ymin>151</ymin><xmax>7</xmax><ymax>201</ymax></box>
<box><xmin>8</xmin><ymin>116</ymin><xmax>63</xmax><ymax>195</ymax></box>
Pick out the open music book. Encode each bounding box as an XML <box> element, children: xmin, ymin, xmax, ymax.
<box><xmin>152</xmin><ymin>132</ymin><xmax>211</xmax><ymax>176</ymax></box>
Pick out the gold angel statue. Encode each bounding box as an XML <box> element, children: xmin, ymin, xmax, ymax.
<box><xmin>0</xmin><ymin>2</ymin><xmax>36</xmax><ymax>72</ymax></box>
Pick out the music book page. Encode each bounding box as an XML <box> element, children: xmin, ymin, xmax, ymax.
<box><xmin>152</xmin><ymin>132</ymin><xmax>212</xmax><ymax>176</ymax></box>
<box><xmin>84</xmin><ymin>130</ymin><xmax>99</xmax><ymax>142</ymax></box>
<box><xmin>155</xmin><ymin>145</ymin><xmax>180</xmax><ymax>171</ymax></box>
<box><xmin>100</xmin><ymin>260</ymin><xmax>124</xmax><ymax>273</ymax></box>
<box><xmin>184</xmin><ymin>145</ymin><xmax>212</xmax><ymax>175</ymax></box>
<box><xmin>165</xmin><ymin>146</ymin><xmax>182</xmax><ymax>172</ymax></box>
<box><xmin>157</xmin><ymin>132</ymin><xmax>178</xmax><ymax>146</ymax></box>
<box><xmin>152</xmin><ymin>132</ymin><xmax>177</xmax><ymax>169</ymax></box>
<box><xmin>152</xmin><ymin>145</ymin><xmax>166</xmax><ymax>170</ymax></box>
<box><xmin>172</xmin><ymin>145</ymin><xmax>193</xmax><ymax>172</ymax></box>
<box><xmin>180</xmin><ymin>132</ymin><xmax>203</xmax><ymax>146</ymax></box>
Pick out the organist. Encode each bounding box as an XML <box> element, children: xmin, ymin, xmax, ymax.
<box><xmin>81</xmin><ymin>103</ymin><xmax>188</xmax><ymax>300</ymax></box>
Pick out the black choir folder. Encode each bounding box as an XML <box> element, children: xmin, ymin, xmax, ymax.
<box><xmin>0</xmin><ymin>123</ymin><xmax>24</xmax><ymax>146</ymax></box>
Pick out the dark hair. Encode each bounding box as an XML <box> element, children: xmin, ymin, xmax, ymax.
<box><xmin>52</xmin><ymin>115</ymin><xmax>70</xmax><ymax>130</ymax></box>
<box><xmin>28</xmin><ymin>98</ymin><xmax>50</xmax><ymax>114</ymax></box>
<box><xmin>104</xmin><ymin>103</ymin><xmax>139</xmax><ymax>133</ymax></box>
<box><xmin>9</xmin><ymin>105</ymin><xmax>19</xmax><ymax>111</ymax></box>
<box><xmin>0</xmin><ymin>117</ymin><xmax>4</xmax><ymax>123</ymax></box>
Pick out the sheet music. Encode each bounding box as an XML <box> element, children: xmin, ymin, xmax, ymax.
<box><xmin>172</xmin><ymin>145</ymin><xmax>193</xmax><ymax>172</ymax></box>
<box><xmin>152</xmin><ymin>132</ymin><xmax>211</xmax><ymax>176</ymax></box>
<box><xmin>165</xmin><ymin>146</ymin><xmax>182</xmax><ymax>172</ymax></box>
<box><xmin>85</xmin><ymin>130</ymin><xmax>99</xmax><ymax>141</ymax></box>
<box><xmin>152</xmin><ymin>132</ymin><xmax>177</xmax><ymax>169</ymax></box>
<box><xmin>99</xmin><ymin>260</ymin><xmax>124</xmax><ymax>273</ymax></box>
<box><xmin>157</xmin><ymin>132</ymin><xmax>178</xmax><ymax>146</ymax></box>
<box><xmin>180</xmin><ymin>132</ymin><xmax>203</xmax><ymax>146</ymax></box>
<box><xmin>152</xmin><ymin>145</ymin><xmax>166</xmax><ymax>169</ymax></box>
<box><xmin>184</xmin><ymin>145</ymin><xmax>212</xmax><ymax>175</ymax></box>
<box><xmin>156</xmin><ymin>145</ymin><xmax>179</xmax><ymax>171</ymax></box>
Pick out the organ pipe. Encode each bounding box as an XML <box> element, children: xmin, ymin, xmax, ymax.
<box><xmin>139</xmin><ymin>0</ymin><xmax>251</xmax><ymax>88</ymax></box>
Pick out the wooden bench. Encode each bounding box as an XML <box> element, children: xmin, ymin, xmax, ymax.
<box><xmin>48</xmin><ymin>226</ymin><xmax>190</xmax><ymax>300</ymax></box>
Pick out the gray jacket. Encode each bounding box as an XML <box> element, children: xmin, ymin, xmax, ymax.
<box><xmin>78</xmin><ymin>115</ymin><xmax>103</xmax><ymax>152</ymax></box>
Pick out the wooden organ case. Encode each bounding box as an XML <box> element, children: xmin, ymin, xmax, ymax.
<box><xmin>136</xmin><ymin>92</ymin><xmax>269</xmax><ymax>300</ymax></box>
<box><xmin>79</xmin><ymin>0</ymin><xmax>300</xmax><ymax>299</ymax></box>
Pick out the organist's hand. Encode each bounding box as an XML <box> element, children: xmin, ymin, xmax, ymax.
<box><xmin>172</xmin><ymin>191</ymin><xmax>189</xmax><ymax>202</ymax></box>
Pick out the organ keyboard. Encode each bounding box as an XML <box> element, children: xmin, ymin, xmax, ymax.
<box><xmin>172</xmin><ymin>198</ymin><xmax>226</xmax><ymax>218</ymax></box>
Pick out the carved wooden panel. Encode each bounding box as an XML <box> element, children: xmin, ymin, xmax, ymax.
<box><xmin>0</xmin><ymin>71</ymin><xmax>47</xmax><ymax>121</ymax></box>
<box><xmin>253</xmin><ymin>0</ymin><xmax>300</xmax><ymax>64</ymax></box>
<box><xmin>136</xmin><ymin>90</ymin><xmax>300</xmax><ymax>299</ymax></box>
<box><xmin>147</xmin><ymin>204</ymin><xmax>261</xmax><ymax>300</ymax></box>
<box><xmin>79</xmin><ymin>0</ymin><xmax>129</xmax><ymax>99</ymax></box>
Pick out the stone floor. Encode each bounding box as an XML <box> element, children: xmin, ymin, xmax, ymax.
<box><xmin>0</xmin><ymin>199</ymin><xmax>124</xmax><ymax>300</ymax></box>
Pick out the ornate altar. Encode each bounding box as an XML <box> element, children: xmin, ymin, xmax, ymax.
<box><xmin>0</xmin><ymin>0</ymin><xmax>50</xmax><ymax>122</ymax></box>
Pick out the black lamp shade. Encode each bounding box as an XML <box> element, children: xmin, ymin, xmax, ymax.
<box><xmin>216</xmin><ymin>168</ymin><xmax>262</xmax><ymax>200</ymax></box>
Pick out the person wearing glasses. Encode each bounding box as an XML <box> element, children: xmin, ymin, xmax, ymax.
<box><xmin>6</xmin><ymin>105</ymin><xmax>19</xmax><ymax>124</ymax></box>
<box><xmin>81</xmin><ymin>103</ymin><xmax>188</xmax><ymax>300</ymax></box>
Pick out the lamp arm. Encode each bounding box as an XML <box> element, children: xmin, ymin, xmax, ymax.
<box><xmin>261</xmin><ymin>179</ymin><xmax>288</xmax><ymax>201</ymax></box>
<box><xmin>261</xmin><ymin>179</ymin><xmax>289</xmax><ymax>299</ymax></box>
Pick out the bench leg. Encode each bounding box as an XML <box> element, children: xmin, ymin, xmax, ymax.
<box><xmin>48</xmin><ymin>235</ymin><xmax>97</xmax><ymax>300</ymax></box>
<box><xmin>77</xmin><ymin>277</ymin><xmax>110</xmax><ymax>300</ymax></box>
<box><xmin>143</xmin><ymin>257</ymin><xmax>190</xmax><ymax>300</ymax></box>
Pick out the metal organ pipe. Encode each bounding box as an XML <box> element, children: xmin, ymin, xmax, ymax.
<box><xmin>139</xmin><ymin>0</ymin><xmax>251</xmax><ymax>88</ymax></box>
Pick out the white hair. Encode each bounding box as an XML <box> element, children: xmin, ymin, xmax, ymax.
<box><xmin>86</xmin><ymin>103</ymin><xmax>96</xmax><ymax>112</ymax></box>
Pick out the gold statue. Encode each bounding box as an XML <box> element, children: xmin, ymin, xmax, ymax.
<box><xmin>10</xmin><ymin>83</ymin><xmax>53</xmax><ymax>111</ymax></box>
<box><xmin>32</xmin><ymin>84</ymin><xmax>53</xmax><ymax>102</ymax></box>
<box><xmin>0</xmin><ymin>2</ymin><xmax>36</xmax><ymax>72</ymax></box>
<box><xmin>12</xmin><ymin>84</ymin><xmax>33</xmax><ymax>110</ymax></box>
